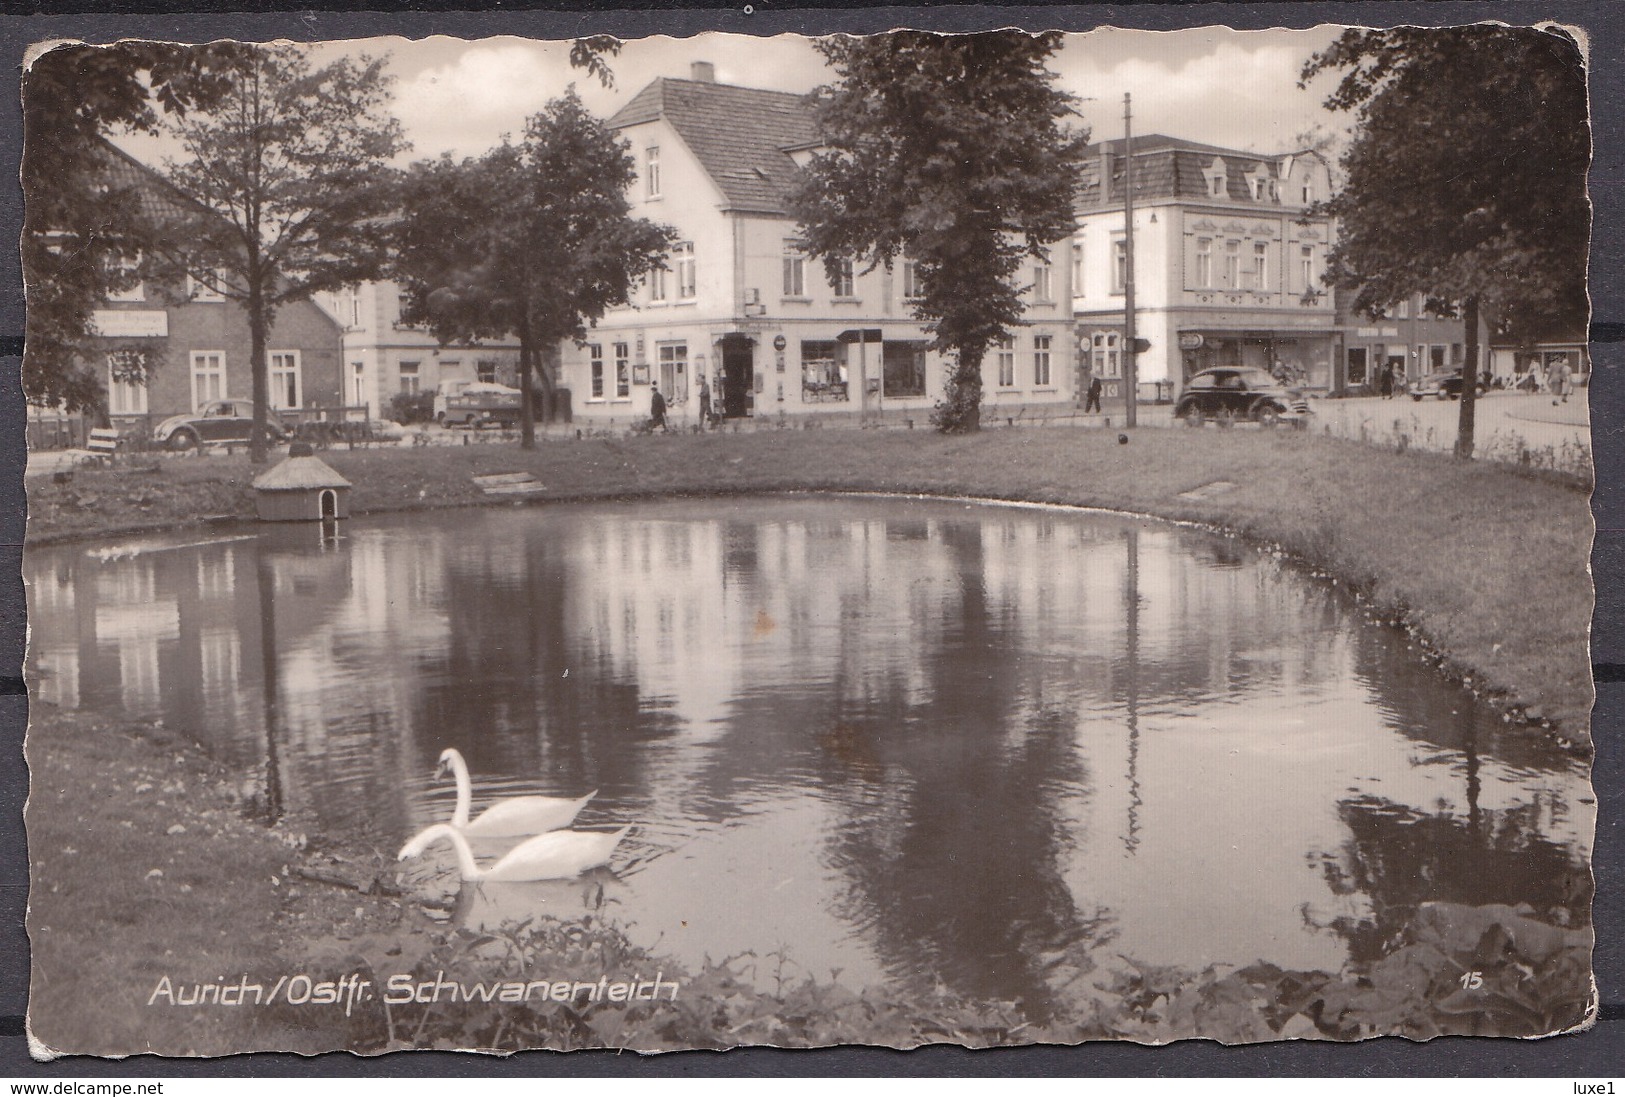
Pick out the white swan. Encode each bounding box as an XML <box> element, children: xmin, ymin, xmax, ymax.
<box><xmin>437</xmin><ymin>748</ymin><xmax>595</xmax><ymax>837</ymax></box>
<box><xmin>398</xmin><ymin>822</ymin><xmax>631</xmax><ymax>882</ymax></box>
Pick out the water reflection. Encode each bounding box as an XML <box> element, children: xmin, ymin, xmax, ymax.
<box><xmin>25</xmin><ymin>497</ymin><xmax>1592</xmax><ymax>1010</ymax></box>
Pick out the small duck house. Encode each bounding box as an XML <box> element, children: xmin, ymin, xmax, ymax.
<box><xmin>252</xmin><ymin>442</ymin><xmax>351</xmax><ymax>522</ymax></box>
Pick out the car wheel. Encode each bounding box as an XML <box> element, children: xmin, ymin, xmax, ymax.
<box><xmin>1181</xmin><ymin>403</ymin><xmax>1204</xmax><ymax>428</ymax></box>
<box><xmin>1253</xmin><ymin>403</ymin><xmax>1282</xmax><ymax>428</ymax></box>
<box><xmin>168</xmin><ymin>428</ymin><xmax>199</xmax><ymax>452</ymax></box>
<box><xmin>1411</xmin><ymin>393</ymin><xmax>1423</xmax><ymax>402</ymax></box>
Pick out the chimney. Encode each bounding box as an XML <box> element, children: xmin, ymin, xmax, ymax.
<box><xmin>691</xmin><ymin>61</ymin><xmax>716</xmax><ymax>83</ymax></box>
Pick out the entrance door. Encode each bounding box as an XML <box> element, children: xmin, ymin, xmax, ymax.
<box><xmin>721</xmin><ymin>338</ymin><xmax>755</xmax><ymax>418</ymax></box>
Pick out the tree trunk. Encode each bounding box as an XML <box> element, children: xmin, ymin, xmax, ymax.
<box><xmin>248</xmin><ymin>280</ymin><xmax>270</xmax><ymax>465</ymax></box>
<box><xmin>935</xmin><ymin>351</ymin><xmax>984</xmax><ymax>433</ymax></box>
<box><xmin>518</xmin><ymin>328</ymin><xmax>536</xmax><ymax>451</ymax></box>
<box><xmin>536</xmin><ymin>341</ymin><xmax>560</xmax><ymax>424</ymax></box>
<box><xmin>1454</xmin><ymin>294</ymin><xmax>1480</xmax><ymax>460</ymax></box>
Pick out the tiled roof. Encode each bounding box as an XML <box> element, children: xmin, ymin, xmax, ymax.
<box><xmin>95</xmin><ymin>138</ymin><xmax>216</xmax><ymax>225</ymax></box>
<box><xmin>607</xmin><ymin>77</ymin><xmax>820</xmax><ymax>215</ymax></box>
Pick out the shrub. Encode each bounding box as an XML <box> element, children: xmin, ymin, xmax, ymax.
<box><xmin>389</xmin><ymin>390</ymin><xmax>437</xmax><ymax>425</ymax></box>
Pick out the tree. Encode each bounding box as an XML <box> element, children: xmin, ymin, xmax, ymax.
<box><xmin>143</xmin><ymin>44</ymin><xmax>406</xmax><ymax>463</ymax></box>
<box><xmin>394</xmin><ymin>88</ymin><xmax>675</xmax><ymax>449</ymax></box>
<box><xmin>1303</xmin><ymin>26</ymin><xmax>1589</xmax><ymax>459</ymax></box>
<box><xmin>21</xmin><ymin>41</ymin><xmax>250</xmax><ymax>414</ymax></box>
<box><xmin>788</xmin><ymin>31</ymin><xmax>1089</xmax><ymax>433</ymax></box>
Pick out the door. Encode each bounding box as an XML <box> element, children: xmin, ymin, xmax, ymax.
<box><xmin>721</xmin><ymin>338</ymin><xmax>755</xmax><ymax>418</ymax></box>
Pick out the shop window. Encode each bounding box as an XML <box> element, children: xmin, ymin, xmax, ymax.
<box><xmin>801</xmin><ymin>340</ymin><xmax>847</xmax><ymax>402</ymax></box>
<box><xmin>882</xmin><ymin>342</ymin><xmax>926</xmax><ymax>397</ymax></box>
<box><xmin>658</xmin><ymin>342</ymin><xmax>688</xmax><ymax>403</ymax></box>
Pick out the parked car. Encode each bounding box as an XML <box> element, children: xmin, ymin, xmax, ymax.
<box><xmin>436</xmin><ymin>382</ymin><xmax>522</xmax><ymax>428</ymax></box>
<box><xmin>1174</xmin><ymin>368</ymin><xmax>1311</xmax><ymax>427</ymax></box>
<box><xmin>1410</xmin><ymin>368</ymin><xmax>1488</xmax><ymax>401</ymax></box>
<box><xmin>153</xmin><ymin>399</ymin><xmax>289</xmax><ymax>451</ymax></box>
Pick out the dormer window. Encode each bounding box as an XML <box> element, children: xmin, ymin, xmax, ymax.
<box><xmin>1204</xmin><ymin>158</ymin><xmax>1227</xmax><ymax>199</ymax></box>
<box><xmin>1301</xmin><ymin>179</ymin><xmax>1315</xmax><ymax>205</ymax></box>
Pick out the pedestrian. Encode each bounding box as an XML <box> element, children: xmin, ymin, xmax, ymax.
<box><xmin>1085</xmin><ymin>375</ymin><xmax>1103</xmax><ymax>413</ymax></box>
<box><xmin>697</xmin><ymin>374</ymin><xmax>713</xmax><ymax>428</ymax></box>
<box><xmin>1553</xmin><ymin>358</ymin><xmax>1573</xmax><ymax>405</ymax></box>
<box><xmin>649</xmin><ymin>384</ymin><xmax>669</xmax><ymax>432</ymax></box>
<box><xmin>1379</xmin><ymin>363</ymin><xmax>1394</xmax><ymax>400</ymax></box>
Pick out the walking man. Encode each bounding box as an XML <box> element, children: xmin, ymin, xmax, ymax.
<box><xmin>649</xmin><ymin>384</ymin><xmax>669</xmax><ymax>432</ymax></box>
<box><xmin>1085</xmin><ymin>375</ymin><xmax>1103</xmax><ymax>414</ymax></box>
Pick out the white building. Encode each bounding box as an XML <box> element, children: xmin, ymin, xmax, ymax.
<box><xmin>317</xmin><ymin>282</ymin><xmax>521</xmax><ymax>419</ymax></box>
<box><xmin>560</xmin><ymin>63</ymin><xmax>1078</xmax><ymax>427</ymax></box>
<box><xmin>1073</xmin><ymin>136</ymin><xmax>1339</xmax><ymax>400</ymax></box>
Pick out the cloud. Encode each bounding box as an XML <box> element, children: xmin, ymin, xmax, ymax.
<box><xmin>1057</xmin><ymin>28</ymin><xmax>1348</xmax><ymax>153</ymax></box>
<box><xmin>392</xmin><ymin>38</ymin><xmax>577</xmax><ymax>161</ymax></box>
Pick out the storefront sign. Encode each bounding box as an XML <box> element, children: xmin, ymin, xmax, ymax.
<box><xmin>90</xmin><ymin>310</ymin><xmax>168</xmax><ymax>338</ymax></box>
<box><xmin>1178</xmin><ymin>333</ymin><xmax>1204</xmax><ymax>350</ymax></box>
<box><xmin>772</xmin><ymin>334</ymin><xmax>787</xmax><ymax>351</ymax></box>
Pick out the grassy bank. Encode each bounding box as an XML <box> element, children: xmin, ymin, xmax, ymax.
<box><xmin>25</xmin><ymin>427</ymin><xmax>1594</xmax><ymax>743</ymax></box>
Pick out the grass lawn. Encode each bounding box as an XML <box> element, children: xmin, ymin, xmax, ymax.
<box><xmin>26</xmin><ymin>426</ymin><xmax>1594</xmax><ymax>743</ymax></box>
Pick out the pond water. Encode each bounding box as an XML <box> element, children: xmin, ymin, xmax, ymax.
<box><xmin>25</xmin><ymin>496</ymin><xmax>1593</xmax><ymax>1017</ymax></box>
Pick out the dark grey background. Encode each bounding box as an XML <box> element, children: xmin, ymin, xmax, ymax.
<box><xmin>0</xmin><ymin>1</ymin><xmax>1617</xmax><ymax>1077</ymax></box>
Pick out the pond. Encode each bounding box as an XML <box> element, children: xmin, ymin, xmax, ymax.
<box><xmin>25</xmin><ymin>496</ymin><xmax>1593</xmax><ymax>1019</ymax></box>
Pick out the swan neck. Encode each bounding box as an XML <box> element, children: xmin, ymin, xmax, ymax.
<box><xmin>438</xmin><ymin>825</ymin><xmax>483</xmax><ymax>880</ymax></box>
<box><xmin>449</xmin><ymin>751</ymin><xmax>471</xmax><ymax>827</ymax></box>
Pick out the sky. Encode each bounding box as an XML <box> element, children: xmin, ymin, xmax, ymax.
<box><xmin>109</xmin><ymin>26</ymin><xmax>1352</xmax><ymax>168</ymax></box>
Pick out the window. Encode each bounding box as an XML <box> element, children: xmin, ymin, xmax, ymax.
<box><xmin>1070</xmin><ymin>243</ymin><xmax>1084</xmax><ymax>296</ymax></box>
<box><xmin>1091</xmin><ymin>332</ymin><xmax>1121</xmax><ymax>379</ymax></box>
<box><xmin>106</xmin><ymin>351</ymin><xmax>148</xmax><ymax>415</ymax></box>
<box><xmin>477</xmin><ymin>359</ymin><xmax>498</xmax><ymax>384</ymax></box>
<box><xmin>902</xmin><ymin>259</ymin><xmax>924</xmax><ymax>301</ymax></box>
<box><xmin>1195</xmin><ymin>237</ymin><xmax>1212</xmax><ymax>287</ymax></box>
<box><xmin>646</xmin><ymin>146</ymin><xmax>661</xmax><ymax>199</ymax></box>
<box><xmin>1251</xmin><ymin>242</ymin><xmax>1268</xmax><ymax>290</ymax></box>
<box><xmin>649</xmin><ymin>265</ymin><xmax>668</xmax><ymax>304</ymax></box>
<box><xmin>1430</xmin><ymin>345</ymin><xmax>1447</xmax><ymax>370</ymax></box>
<box><xmin>396</xmin><ymin>358</ymin><xmax>419</xmax><ymax>398</ymax></box>
<box><xmin>187</xmin><ymin>270</ymin><xmax>226</xmax><ymax>301</ymax></box>
<box><xmin>658</xmin><ymin>342</ymin><xmax>688</xmax><ymax>403</ymax></box>
<box><xmin>191</xmin><ymin>351</ymin><xmax>225</xmax><ymax>410</ymax></box>
<box><xmin>1451</xmin><ymin>343</ymin><xmax>1463</xmax><ymax>365</ymax></box>
<box><xmin>801</xmin><ymin>340</ymin><xmax>847</xmax><ymax>402</ymax></box>
<box><xmin>105</xmin><ymin>254</ymin><xmax>144</xmax><ymax>303</ymax></box>
<box><xmin>1205</xmin><ymin>164</ymin><xmax>1227</xmax><ymax>198</ymax></box>
<box><xmin>613</xmin><ymin>342</ymin><xmax>630</xmax><ymax>399</ymax></box>
<box><xmin>996</xmin><ymin>335</ymin><xmax>1015</xmax><ymax>388</ymax></box>
<box><xmin>674</xmin><ymin>242</ymin><xmax>696</xmax><ymax>300</ymax></box>
<box><xmin>351</xmin><ymin>361</ymin><xmax>365</xmax><ymax>407</ymax></box>
<box><xmin>1224</xmin><ymin>240</ymin><xmax>1241</xmax><ymax>287</ymax></box>
<box><xmin>1301</xmin><ymin>179</ymin><xmax>1314</xmax><ymax>205</ymax></box>
<box><xmin>271</xmin><ymin>351</ymin><xmax>302</xmax><ymax>408</ymax></box>
<box><xmin>831</xmin><ymin>258</ymin><xmax>856</xmax><ymax>299</ymax></box>
<box><xmin>349</xmin><ymin>288</ymin><xmax>364</xmax><ymax>327</ymax></box>
<box><xmin>589</xmin><ymin>344</ymin><xmax>604</xmax><ymax>399</ymax></box>
<box><xmin>1032</xmin><ymin>262</ymin><xmax>1053</xmax><ymax>303</ymax></box>
<box><xmin>396</xmin><ymin>291</ymin><xmax>413</xmax><ymax>325</ymax></box>
<box><xmin>1112</xmin><ymin>238</ymin><xmax>1126</xmax><ymax>294</ymax></box>
<box><xmin>782</xmin><ymin>243</ymin><xmax>806</xmax><ymax>297</ymax></box>
<box><xmin>882</xmin><ymin>342</ymin><xmax>926</xmax><ymax>397</ymax></box>
<box><xmin>1300</xmin><ymin>245</ymin><xmax>1315</xmax><ymax>290</ymax></box>
<box><xmin>1033</xmin><ymin>335</ymin><xmax>1052</xmax><ymax>387</ymax></box>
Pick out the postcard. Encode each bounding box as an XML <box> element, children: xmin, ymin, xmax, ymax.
<box><xmin>19</xmin><ymin>22</ymin><xmax>1595</xmax><ymax>1056</ymax></box>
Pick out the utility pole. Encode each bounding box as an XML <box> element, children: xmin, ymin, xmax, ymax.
<box><xmin>1122</xmin><ymin>92</ymin><xmax>1138</xmax><ymax>428</ymax></box>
